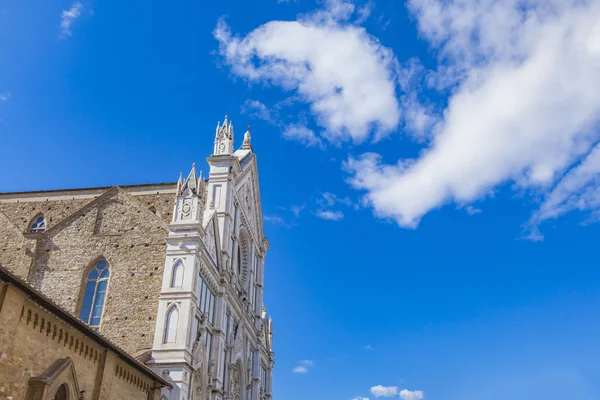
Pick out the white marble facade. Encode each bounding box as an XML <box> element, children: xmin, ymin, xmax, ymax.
<box><xmin>149</xmin><ymin>117</ymin><xmax>274</xmax><ymax>400</ymax></box>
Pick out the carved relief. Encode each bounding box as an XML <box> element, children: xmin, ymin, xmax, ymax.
<box><xmin>229</xmin><ymin>363</ymin><xmax>242</xmax><ymax>400</ymax></box>
<box><xmin>203</xmin><ymin>218</ymin><xmax>217</xmax><ymax>263</ymax></box>
<box><xmin>232</xmin><ymin>325</ymin><xmax>243</xmax><ymax>365</ymax></box>
<box><xmin>238</xmin><ymin>228</ymin><xmax>250</xmax><ymax>287</ymax></box>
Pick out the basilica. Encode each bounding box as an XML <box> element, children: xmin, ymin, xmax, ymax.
<box><xmin>0</xmin><ymin>116</ymin><xmax>274</xmax><ymax>400</ymax></box>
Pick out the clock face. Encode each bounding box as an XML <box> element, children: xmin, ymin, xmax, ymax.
<box><xmin>182</xmin><ymin>203</ymin><xmax>191</xmax><ymax>214</ymax></box>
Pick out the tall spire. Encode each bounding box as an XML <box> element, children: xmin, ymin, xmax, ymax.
<box><xmin>176</xmin><ymin>171</ymin><xmax>183</xmax><ymax>193</ymax></box>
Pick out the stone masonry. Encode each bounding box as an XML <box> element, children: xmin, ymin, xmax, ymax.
<box><xmin>0</xmin><ymin>266</ymin><xmax>170</xmax><ymax>399</ymax></box>
<box><xmin>0</xmin><ymin>183</ymin><xmax>177</xmax><ymax>354</ymax></box>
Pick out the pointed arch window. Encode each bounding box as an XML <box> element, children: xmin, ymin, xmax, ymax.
<box><xmin>171</xmin><ymin>259</ymin><xmax>184</xmax><ymax>287</ymax></box>
<box><xmin>29</xmin><ymin>214</ymin><xmax>46</xmax><ymax>233</ymax></box>
<box><xmin>164</xmin><ymin>305</ymin><xmax>179</xmax><ymax>343</ymax></box>
<box><xmin>79</xmin><ymin>259</ymin><xmax>110</xmax><ymax>328</ymax></box>
<box><xmin>53</xmin><ymin>384</ymin><xmax>68</xmax><ymax>400</ymax></box>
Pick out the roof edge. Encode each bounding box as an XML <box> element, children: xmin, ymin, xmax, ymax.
<box><xmin>0</xmin><ymin>182</ymin><xmax>178</xmax><ymax>196</ymax></box>
<box><xmin>0</xmin><ymin>265</ymin><xmax>171</xmax><ymax>389</ymax></box>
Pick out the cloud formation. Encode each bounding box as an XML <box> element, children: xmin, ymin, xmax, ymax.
<box><xmin>399</xmin><ymin>389</ymin><xmax>424</xmax><ymax>400</ymax></box>
<box><xmin>222</xmin><ymin>0</ymin><xmax>600</xmax><ymax>236</ymax></box>
<box><xmin>370</xmin><ymin>385</ymin><xmax>398</xmax><ymax>397</ymax></box>
<box><xmin>283</xmin><ymin>124</ymin><xmax>323</xmax><ymax>148</ymax></box>
<box><xmin>315</xmin><ymin>210</ymin><xmax>344</xmax><ymax>221</ymax></box>
<box><xmin>215</xmin><ymin>0</ymin><xmax>400</xmax><ymax>144</ymax></box>
<box><xmin>292</xmin><ymin>359</ymin><xmax>314</xmax><ymax>373</ymax></box>
<box><xmin>60</xmin><ymin>1</ymin><xmax>84</xmax><ymax>38</ymax></box>
<box><xmin>465</xmin><ymin>206</ymin><xmax>482</xmax><ymax>216</ymax></box>
<box><xmin>346</xmin><ymin>0</ymin><xmax>600</xmax><ymax>236</ymax></box>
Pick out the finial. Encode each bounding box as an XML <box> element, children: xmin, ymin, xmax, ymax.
<box><xmin>242</xmin><ymin>125</ymin><xmax>252</xmax><ymax>150</ymax></box>
<box><xmin>176</xmin><ymin>172</ymin><xmax>183</xmax><ymax>194</ymax></box>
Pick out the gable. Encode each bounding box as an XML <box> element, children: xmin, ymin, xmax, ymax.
<box><xmin>203</xmin><ymin>212</ymin><xmax>219</xmax><ymax>266</ymax></box>
<box><xmin>0</xmin><ymin>198</ymin><xmax>92</xmax><ymax>233</ymax></box>
<box><xmin>26</xmin><ymin>358</ymin><xmax>81</xmax><ymax>400</ymax></box>
<box><xmin>0</xmin><ymin>211</ymin><xmax>32</xmax><ymax>279</ymax></box>
<box><xmin>235</xmin><ymin>158</ymin><xmax>265</xmax><ymax>245</ymax></box>
<box><xmin>46</xmin><ymin>187</ymin><xmax>166</xmax><ymax>237</ymax></box>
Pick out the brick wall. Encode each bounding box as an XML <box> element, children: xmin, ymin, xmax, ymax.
<box><xmin>0</xmin><ymin>281</ymin><xmax>162</xmax><ymax>400</ymax></box>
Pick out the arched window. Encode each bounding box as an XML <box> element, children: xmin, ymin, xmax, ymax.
<box><xmin>53</xmin><ymin>383</ymin><xmax>68</xmax><ymax>400</ymax></box>
<box><xmin>29</xmin><ymin>214</ymin><xmax>46</xmax><ymax>233</ymax></box>
<box><xmin>164</xmin><ymin>305</ymin><xmax>179</xmax><ymax>343</ymax></box>
<box><xmin>171</xmin><ymin>260</ymin><xmax>184</xmax><ymax>287</ymax></box>
<box><xmin>79</xmin><ymin>259</ymin><xmax>110</xmax><ymax>328</ymax></box>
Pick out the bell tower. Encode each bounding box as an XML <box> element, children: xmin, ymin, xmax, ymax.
<box><xmin>173</xmin><ymin>163</ymin><xmax>204</xmax><ymax>224</ymax></box>
<box><xmin>150</xmin><ymin>163</ymin><xmax>206</xmax><ymax>400</ymax></box>
<box><xmin>213</xmin><ymin>115</ymin><xmax>234</xmax><ymax>156</ymax></box>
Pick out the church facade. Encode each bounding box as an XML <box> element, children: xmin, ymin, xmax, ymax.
<box><xmin>0</xmin><ymin>117</ymin><xmax>274</xmax><ymax>400</ymax></box>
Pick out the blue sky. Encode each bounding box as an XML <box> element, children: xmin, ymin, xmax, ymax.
<box><xmin>2</xmin><ymin>0</ymin><xmax>600</xmax><ymax>399</ymax></box>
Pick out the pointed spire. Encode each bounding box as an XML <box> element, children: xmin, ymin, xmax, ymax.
<box><xmin>242</xmin><ymin>125</ymin><xmax>252</xmax><ymax>150</ymax></box>
<box><xmin>186</xmin><ymin>163</ymin><xmax>198</xmax><ymax>193</ymax></box>
<box><xmin>176</xmin><ymin>172</ymin><xmax>183</xmax><ymax>193</ymax></box>
<box><xmin>178</xmin><ymin>163</ymin><xmax>199</xmax><ymax>194</ymax></box>
<box><xmin>197</xmin><ymin>169</ymin><xmax>204</xmax><ymax>195</ymax></box>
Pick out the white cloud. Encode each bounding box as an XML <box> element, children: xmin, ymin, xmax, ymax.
<box><xmin>283</xmin><ymin>124</ymin><xmax>323</xmax><ymax>148</ymax></box>
<box><xmin>214</xmin><ymin>0</ymin><xmax>400</xmax><ymax>144</ymax></box>
<box><xmin>355</xmin><ymin>1</ymin><xmax>374</xmax><ymax>24</ymax></box>
<box><xmin>290</xmin><ymin>204</ymin><xmax>305</xmax><ymax>217</ymax></box>
<box><xmin>315</xmin><ymin>210</ymin><xmax>344</xmax><ymax>221</ymax></box>
<box><xmin>292</xmin><ymin>359</ymin><xmax>314</xmax><ymax>374</ymax></box>
<box><xmin>370</xmin><ymin>385</ymin><xmax>398</xmax><ymax>397</ymax></box>
<box><xmin>241</xmin><ymin>99</ymin><xmax>273</xmax><ymax>123</ymax></box>
<box><xmin>318</xmin><ymin>192</ymin><xmax>353</xmax><ymax>207</ymax></box>
<box><xmin>60</xmin><ymin>1</ymin><xmax>84</xmax><ymax>38</ymax></box>
<box><xmin>365</xmin><ymin>344</ymin><xmax>374</xmax><ymax>350</ymax></box>
<box><xmin>263</xmin><ymin>214</ymin><xmax>297</xmax><ymax>228</ymax></box>
<box><xmin>0</xmin><ymin>91</ymin><xmax>10</xmax><ymax>102</ymax></box>
<box><xmin>524</xmin><ymin>143</ymin><xmax>600</xmax><ymax>239</ymax></box>
<box><xmin>465</xmin><ymin>205</ymin><xmax>482</xmax><ymax>215</ymax></box>
<box><xmin>312</xmin><ymin>192</ymin><xmax>355</xmax><ymax>221</ymax></box>
<box><xmin>352</xmin><ymin>397</ymin><xmax>371</xmax><ymax>400</ymax></box>
<box><xmin>346</xmin><ymin>0</ymin><xmax>600</xmax><ymax>235</ymax></box>
<box><xmin>399</xmin><ymin>389</ymin><xmax>424</xmax><ymax>400</ymax></box>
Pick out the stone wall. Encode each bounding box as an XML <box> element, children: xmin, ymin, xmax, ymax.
<box><xmin>0</xmin><ymin>212</ymin><xmax>34</xmax><ymax>280</ymax></box>
<box><xmin>0</xmin><ymin>279</ymin><xmax>164</xmax><ymax>400</ymax></box>
<box><xmin>0</xmin><ymin>185</ymin><xmax>176</xmax><ymax>354</ymax></box>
